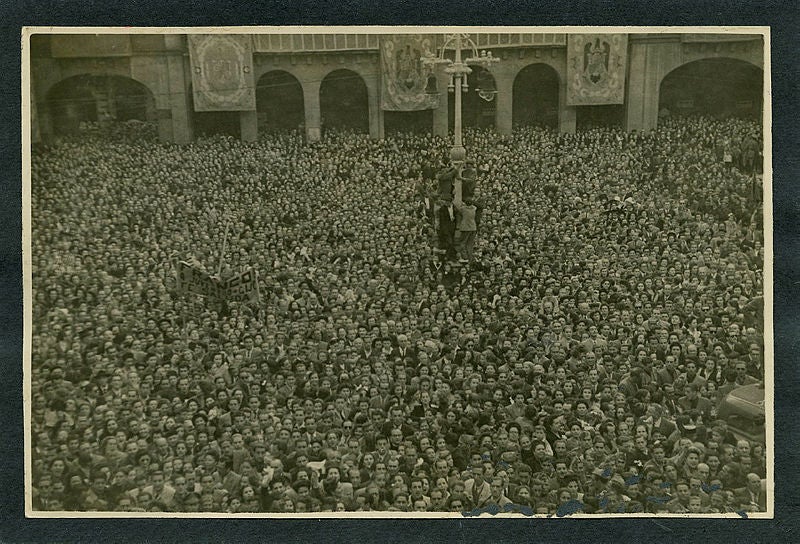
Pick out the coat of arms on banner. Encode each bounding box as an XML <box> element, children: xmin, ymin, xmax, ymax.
<box><xmin>189</xmin><ymin>35</ymin><xmax>256</xmax><ymax>112</ymax></box>
<box><xmin>397</xmin><ymin>44</ymin><xmax>422</xmax><ymax>90</ymax></box>
<box><xmin>584</xmin><ymin>38</ymin><xmax>610</xmax><ymax>84</ymax></box>
<box><xmin>381</xmin><ymin>35</ymin><xmax>439</xmax><ymax>111</ymax></box>
<box><xmin>567</xmin><ymin>34</ymin><xmax>628</xmax><ymax>106</ymax></box>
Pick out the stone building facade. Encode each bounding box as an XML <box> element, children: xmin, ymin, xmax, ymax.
<box><xmin>29</xmin><ymin>32</ymin><xmax>764</xmax><ymax>144</ymax></box>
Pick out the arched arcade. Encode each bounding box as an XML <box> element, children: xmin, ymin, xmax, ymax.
<box><xmin>659</xmin><ymin>58</ymin><xmax>763</xmax><ymax>120</ymax></box>
<box><xmin>511</xmin><ymin>63</ymin><xmax>560</xmax><ymax>130</ymax></box>
<box><xmin>256</xmin><ymin>70</ymin><xmax>305</xmax><ymax>133</ymax></box>
<box><xmin>319</xmin><ymin>69</ymin><xmax>369</xmax><ymax>134</ymax></box>
<box><xmin>45</xmin><ymin>74</ymin><xmax>156</xmax><ymax>136</ymax></box>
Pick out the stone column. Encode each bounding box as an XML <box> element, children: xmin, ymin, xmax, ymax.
<box><xmin>558</xmin><ymin>78</ymin><xmax>577</xmax><ymax>134</ymax></box>
<box><xmin>367</xmin><ymin>77</ymin><xmax>384</xmax><ymax>140</ymax></box>
<box><xmin>31</xmin><ymin>59</ymin><xmax>61</xmax><ymax>143</ymax></box>
<box><xmin>303</xmin><ymin>79</ymin><xmax>322</xmax><ymax>142</ymax></box>
<box><xmin>240</xmin><ymin>110</ymin><xmax>258</xmax><ymax>142</ymax></box>
<box><xmin>495</xmin><ymin>72</ymin><xmax>513</xmax><ymax>136</ymax></box>
<box><xmin>156</xmin><ymin>109</ymin><xmax>173</xmax><ymax>142</ymax></box>
<box><xmin>166</xmin><ymin>54</ymin><xmax>193</xmax><ymax>144</ymax></box>
<box><xmin>624</xmin><ymin>40</ymin><xmax>662</xmax><ymax>132</ymax></box>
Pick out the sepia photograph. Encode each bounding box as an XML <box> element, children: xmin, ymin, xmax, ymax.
<box><xmin>22</xmin><ymin>26</ymin><xmax>772</xmax><ymax>518</ymax></box>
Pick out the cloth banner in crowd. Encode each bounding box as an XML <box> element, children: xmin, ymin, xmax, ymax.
<box><xmin>566</xmin><ymin>34</ymin><xmax>628</xmax><ymax>106</ymax></box>
<box><xmin>225</xmin><ymin>268</ymin><xmax>260</xmax><ymax>303</ymax></box>
<box><xmin>176</xmin><ymin>261</ymin><xmax>260</xmax><ymax>303</ymax></box>
<box><xmin>380</xmin><ymin>35</ymin><xmax>440</xmax><ymax>111</ymax></box>
<box><xmin>189</xmin><ymin>34</ymin><xmax>256</xmax><ymax>111</ymax></box>
<box><xmin>176</xmin><ymin>261</ymin><xmax>224</xmax><ymax>299</ymax></box>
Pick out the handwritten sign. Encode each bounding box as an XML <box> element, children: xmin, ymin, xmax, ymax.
<box><xmin>225</xmin><ymin>268</ymin><xmax>260</xmax><ymax>302</ymax></box>
<box><xmin>176</xmin><ymin>261</ymin><xmax>259</xmax><ymax>303</ymax></box>
<box><xmin>176</xmin><ymin>261</ymin><xmax>223</xmax><ymax>298</ymax></box>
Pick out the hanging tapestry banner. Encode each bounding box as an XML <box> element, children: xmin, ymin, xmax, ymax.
<box><xmin>189</xmin><ymin>34</ymin><xmax>255</xmax><ymax>111</ymax></box>
<box><xmin>381</xmin><ymin>34</ymin><xmax>439</xmax><ymax>111</ymax></box>
<box><xmin>566</xmin><ymin>34</ymin><xmax>628</xmax><ymax>106</ymax></box>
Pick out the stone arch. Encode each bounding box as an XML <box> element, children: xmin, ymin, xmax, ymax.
<box><xmin>677</xmin><ymin>44</ymin><xmax>763</xmax><ymax>72</ymax></box>
<box><xmin>45</xmin><ymin>73</ymin><xmax>156</xmax><ymax>135</ymax></box>
<box><xmin>512</xmin><ymin>63</ymin><xmax>560</xmax><ymax>129</ymax></box>
<box><xmin>256</xmin><ymin>70</ymin><xmax>305</xmax><ymax>132</ymax></box>
<box><xmin>319</xmin><ymin>68</ymin><xmax>369</xmax><ymax>133</ymax></box>
<box><xmin>40</xmin><ymin>59</ymin><xmax>158</xmax><ymax>101</ymax></box>
<box><xmin>658</xmin><ymin>57</ymin><xmax>763</xmax><ymax>119</ymax></box>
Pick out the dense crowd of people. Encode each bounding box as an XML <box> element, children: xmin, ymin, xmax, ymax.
<box><xmin>30</xmin><ymin>114</ymin><xmax>766</xmax><ymax>514</ymax></box>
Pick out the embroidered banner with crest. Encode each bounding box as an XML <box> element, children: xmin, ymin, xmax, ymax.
<box><xmin>381</xmin><ymin>35</ymin><xmax>439</xmax><ymax>111</ymax></box>
<box><xmin>566</xmin><ymin>34</ymin><xmax>628</xmax><ymax>106</ymax></box>
<box><xmin>189</xmin><ymin>34</ymin><xmax>255</xmax><ymax>111</ymax></box>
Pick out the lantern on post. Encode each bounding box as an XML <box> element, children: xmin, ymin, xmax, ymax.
<box><xmin>421</xmin><ymin>33</ymin><xmax>500</xmax><ymax>170</ymax></box>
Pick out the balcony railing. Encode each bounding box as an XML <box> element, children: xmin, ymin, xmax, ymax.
<box><xmin>253</xmin><ymin>34</ymin><xmax>381</xmax><ymax>52</ymax></box>
<box><xmin>252</xmin><ymin>33</ymin><xmax>566</xmax><ymax>53</ymax></box>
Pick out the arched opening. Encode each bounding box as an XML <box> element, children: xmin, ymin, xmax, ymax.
<box><xmin>256</xmin><ymin>70</ymin><xmax>305</xmax><ymax>133</ymax></box>
<box><xmin>46</xmin><ymin>74</ymin><xmax>156</xmax><ymax>136</ymax></box>
<box><xmin>449</xmin><ymin>66</ymin><xmax>497</xmax><ymax>130</ymax></box>
<box><xmin>320</xmin><ymin>69</ymin><xmax>369</xmax><ymax>133</ymax></box>
<box><xmin>384</xmin><ymin>110</ymin><xmax>433</xmax><ymax>135</ymax></box>
<box><xmin>576</xmin><ymin>105</ymin><xmax>625</xmax><ymax>131</ymax></box>
<box><xmin>188</xmin><ymin>84</ymin><xmax>241</xmax><ymax>139</ymax></box>
<box><xmin>658</xmin><ymin>58</ymin><xmax>763</xmax><ymax>120</ymax></box>
<box><xmin>512</xmin><ymin>63</ymin><xmax>559</xmax><ymax>130</ymax></box>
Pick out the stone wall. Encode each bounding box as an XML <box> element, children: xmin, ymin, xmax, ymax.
<box><xmin>29</xmin><ymin>33</ymin><xmax>765</xmax><ymax>143</ymax></box>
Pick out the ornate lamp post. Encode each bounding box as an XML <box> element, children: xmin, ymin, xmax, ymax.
<box><xmin>422</xmin><ymin>33</ymin><xmax>499</xmax><ymax>201</ymax></box>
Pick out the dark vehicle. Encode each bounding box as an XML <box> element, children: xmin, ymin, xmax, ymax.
<box><xmin>717</xmin><ymin>383</ymin><xmax>766</xmax><ymax>443</ymax></box>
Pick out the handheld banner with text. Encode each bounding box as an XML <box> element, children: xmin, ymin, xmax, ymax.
<box><xmin>176</xmin><ymin>261</ymin><xmax>260</xmax><ymax>304</ymax></box>
<box><xmin>225</xmin><ymin>268</ymin><xmax>260</xmax><ymax>303</ymax></box>
<box><xmin>176</xmin><ymin>261</ymin><xmax>223</xmax><ymax>299</ymax></box>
